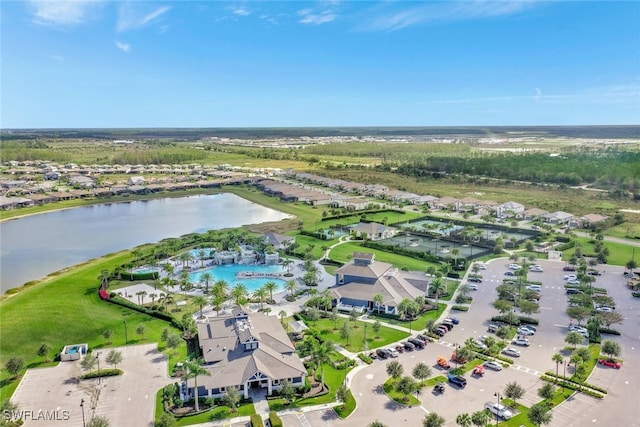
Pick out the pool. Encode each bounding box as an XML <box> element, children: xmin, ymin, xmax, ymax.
<box><xmin>67</xmin><ymin>347</ymin><xmax>79</xmax><ymax>354</ymax></box>
<box><xmin>189</xmin><ymin>264</ymin><xmax>287</xmax><ymax>292</ymax></box>
<box><xmin>133</xmin><ymin>267</ymin><xmax>158</xmax><ymax>274</ymax></box>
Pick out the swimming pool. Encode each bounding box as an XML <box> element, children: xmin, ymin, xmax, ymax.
<box><xmin>189</xmin><ymin>264</ymin><xmax>287</xmax><ymax>292</ymax></box>
<box><xmin>189</xmin><ymin>248</ymin><xmax>215</xmax><ymax>259</ymax></box>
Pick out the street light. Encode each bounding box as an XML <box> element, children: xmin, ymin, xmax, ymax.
<box><xmin>364</xmin><ymin>323</ymin><xmax>367</xmax><ymax>343</ymax></box>
<box><xmin>494</xmin><ymin>392</ymin><xmax>502</xmax><ymax>426</ymax></box>
<box><xmin>96</xmin><ymin>352</ymin><xmax>101</xmax><ymax>384</ymax></box>
<box><xmin>123</xmin><ymin>319</ymin><xmax>128</xmax><ymax>344</ymax></box>
<box><xmin>80</xmin><ymin>398</ymin><xmax>86</xmax><ymax>427</ymax></box>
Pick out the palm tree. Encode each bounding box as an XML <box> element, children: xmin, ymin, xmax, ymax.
<box><xmin>184</xmin><ymin>358</ymin><xmax>211</xmax><ymax>412</ymax></box>
<box><xmin>429</xmin><ymin>276</ymin><xmax>446</xmax><ymax>311</ymax></box>
<box><xmin>373</xmin><ymin>293</ymin><xmax>384</xmax><ymax>314</ymax></box>
<box><xmin>198</xmin><ymin>249</ymin><xmax>207</xmax><ymax>267</ymax></box>
<box><xmin>140</xmin><ymin>290</ymin><xmax>148</xmax><ymax>305</ymax></box>
<box><xmin>193</xmin><ymin>295</ymin><xmax>208</xmax><ymax>318</ymax></box>
<box><xmin>162</xmin><ymin>263</ymin><xmax>175</xmax><ymax>277</ymax></box>
<box><xmin>160</xmin><ymin>293</ymin><xmax>174</xmax><ymax>312</ymax></box>
<box><xmin>456</xmin><ymin>413</ymin><xmax>472</xmax><ymax>427</ymax></box>
<box><xmin>278</xmin><ymin>310</ymin><xmax>287</xmax><ymax>326</ymax></box>
<box><xmin>313</xmin><ymin>340</ymin><xmax>334</xmax><ymax>388</ymax></box>
<box><xmin>263</xmin><ymin>281</ymin><xmax>279</xmax><ymax>303</ymax></box>
<box><xmin>99</xmin><ymin>269</ymin><xmax>110</xmax><ymax>288</ymax></box>
<box><xmin>285</xmin><ymin>279</ymin><xmax>298</xmax><ymax>298</ymax></box>
<box><xmin>282</xmin><ymin>257</ymin><xmax>293</xmax><ymax>273</ymax></box>
<box><xmin>231</xmin><ymin>283</ymin><xmax>248</xmax><ymax>306</ymax></box>
<box><xmin>552</xmin><ymin>353</ymin><xmax>563</xmax><ymax>381</ymax></box>
<box><xmin>253</xmin><ymin>287</ymin><xmax>268</xmax><ymax>310</ymax></box>
<box><xmin>201</xmin><ymin>272</ymin><xmax>213</xmax><ymax>293</ymax></box>
<box><xmin>212</xmin><ymin>280</ymin><xmax>229</xmax><ymax>299</ymax></box>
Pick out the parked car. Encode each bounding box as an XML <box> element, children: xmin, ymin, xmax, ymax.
<box><xmin>598</xmin><ymin>358</ymin><xmax>621</xmax><ymax>369</ymax></box>
<box><xmin>368</xmin><ymin>351</ymin><xmax>378</xmax><ymax>360</ymax></box>
<box><xmin>596</xmin><ymin>306</ymin><xmax>614</xmax><ymax>313</ymax></box>
<box><xmin>448</xmin><ymin>374</ymin><xmax>467</xmax><ymax>388</ymax></box>
<box><xmin>567</xmin><ymin>279</ymin><xmax>581</xmax><ymax>285</ymax></box>
<box><xmin>403</xmin><ymin>341</ymin><xmax>415</xmax><ymax>351</ymax></box>
<box><xmin>566</xmin><ymin>288</ymin><xmax>583</xmax><ymax>295</ymax></box>
<box><xmin>468</xmin><ymin>277</ymin><xmax>482</xmax><ymax>283</ymax></box>
<box><xmin>473</xmin><ymin>339</ymin><xmax>488</xmax><ymax>350</ymax></box>
<box><xmin>502</xmin><ymin>348</ymin><xmax>521</xmax><ymax>357</ymax></box>
<box><xmin>563</xmin><ymin>266</ymin><xmax>576</xmax><ymax>272</ymax></box>
<box><xmin>394</xmin><ymin>345</ymin><xmax>405</xmax><ymax>354</ymax></box>
<box><xmin>504</xmin><ymin>271</ymin><xmax>515</xmax><ymax>276</ymax></box>
<box><xmin>468</xmin><ymin>284</ymin><xmax>478</xmax><ymax>291</ymax></box>
<box><xmin>526</xmin><ymin>285</ymin><xmax>542</xmax><ymax>292</ymax></box>
<box><xmin>517</xmin><ymin>327</ymin><xmax>535</xmax><ymax>336</ymax></box>
<box><xmin>476</xmin><ymin>263</ymin><xmax>487</xmax><ymax>270</ymax></box>
<box><xmin>569</xmin><ymin>325</ymin><xmax>588</xmax><ymax>333</ymax></box>
<box><xmin>434</xmin><ymin>328</ymin><xmax>446</xmax><ymax>337</ymax></box>
<box><xmin>520</xmin><ymin>324</ymin><xmax>537</xmax><ymax>333</ymax></box>
<box><xmin>416</xmin><ymin>334</ymin><xmax>431</xmax><ymax>343</ymax></box>
<box><xmin>439</xmin><ymin>323</ymin><xmax>454</xmax><ymax>331</ymax></box>
<box><xmin>473</xmin><ymin>365</ymin><xmax>485</xmax><ymax>376</ymax></box>
<box><xmin>437</xmin><ymin>356</ymin><xmax>451</xmax><ymax>370</ymax></box>
<box><xmin>487</xmin><ymin>324</ymin><xmax>499</xmax><ymax>333</ymax></box>
<box><xmin>376</xmin><ymin>348</ymin><xmax>389</xmax><ymax>359</ymax></box>
<box><xmin>564</xmin><ymin>274</ymin><xmax>578</xmax><ymax>281</ymax></box>
<box><xmin>513</xmin><ymin>337</ymin><xmax>530</xmax><ymax>346</ymax></box>
<box><xmin>587</xmin><ymin>270</ymin><xmax>602</xmax><ymax>276</ymax></box>
<box><xmin>529</xmin><ymin>265</ymin><xmax>544</xmax><ymax>272</ymax></box>
<box><xmin>408</xmin><ymin>338</ymin><xmax>426</xmax><ymax>348</ymax></box>
<box><xmin>508</xmin><ymin>263</ymin><xmax>521</xmax><ymax>270</ymax></box>
<box><xmin>484</xmin><ymin>402</ymin><xmax>514</xmax><ymax>420</ymax></box>
<box><xmin>484</xmin><ymin>361</ymin><xmax>503</xmax><ymax>371</ymax></box>
<box><xmin>433</xmin><ymin>382</ymin><xmax>446</xmax><ymax>393</ymax></box>
<box><xmin>445</xmin><ymin>317</ymin><xmax>460</xmax><ymax>325</ymax></box>
<box><xmin>387</xmin><ymin>348</ymin><xmax>399</xmax><ymax>358</ymax></box>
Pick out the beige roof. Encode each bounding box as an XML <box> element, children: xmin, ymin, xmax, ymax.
<box><xmin>193</xmin><ymin>309</ymin><xmax>306</xmax><ymax>389</ymax></box>
<box><xmin>336</xmin><ymin>259</ymin><xmax>392</xmax><ymax>279</ymax></box>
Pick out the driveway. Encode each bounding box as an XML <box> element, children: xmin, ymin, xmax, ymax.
<box><xmin>11</xmin><ymin>343</ymin><xmax>171</xmax><ymax>427</ymax></box>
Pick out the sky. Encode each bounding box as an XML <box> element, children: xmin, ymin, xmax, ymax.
<box><xmin>1</xmin><ymin>0</ymin><xmax>639</xmax><ymax>128</ymax></box>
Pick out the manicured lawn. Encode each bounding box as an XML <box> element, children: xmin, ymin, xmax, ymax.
<box><xmin>175</xmin><ymin>403</ymin><xmax>255</xmax><ymax>426</ymax></box>
<box><xmin>333</xmin><ymin>389</ymin><xmax>356</xmax><ymax>418</ymax></box>
<box><xmin>302</xmin><ymin>316</ymin><xmax>410</xmax><ymax>352</ymax></box>
<box><xmin>563</xmin><ymin>236</ymin><xmax>635</xmax><ymax>266</ymax></box>
<box><xmin>268</xmin><ymin>364</ymin><xmax>349</xmax><ymax>411</ymax></box>
<box><xmin>0</xmin><ymin>250</ymin><xmax>187</xmax><ymax>401</ymax></box>
<box><xmin>383</xmin><ymin>377</ymin><xmax>420</xmax><ymax>406</ymax></box>
<box><xmin>605</xmin><ymin>222</ymin><xmax>640</xmax><ymax>240</ymax></box>
<box><xmin>328</xmin><ymin>242</ymin><xmax>439</xmax><ymax>271</ymax></box>
<box><xmin>369</xmin><ymin>304</ymin><xmax>446</xmax><ymax>329</ymax></box>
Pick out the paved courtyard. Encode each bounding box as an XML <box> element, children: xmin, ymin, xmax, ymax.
<box><xmin>11</xmin><ymin>343</ymin><xmax>171</xmax><ymax>427</ymax></box>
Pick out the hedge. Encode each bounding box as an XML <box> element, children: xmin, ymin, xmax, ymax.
<box><xmin>600</xmin><ymin>327</ymin><xmax>621</xmax><ymax>335</ymax></box>
<box><xmin>269</xmin><ymin>411</ymin><xmax>283</xmax><ymax>427</ymax></box>
<box><xmin>81</xmin><ymin>369</ymin><xmax>123</xmax><ymax>379</ymax></box>
<box><xmin>358</xmin><ymin>353</ymin><xmax>373</xmax><ymax>364</ymax></box>
<box><xmin>250</xmin><ymin>414</ymin><xmax>264</xmax><ymax>427</ymax></box>
<box><xmin>540</xmin><ymin>373</ymin><xmax>606</xmax><ymax>398</ymax></box>
<box><xmin>119</xmin><ymin>271</ymin><xmax>159</xmax><ymax>281</ymax></box>
<box><xmin>451</xmin><ymin>305</ymin><xmax>469</xmax><ymax>312</ymax></box>
<box><xmin>104</xmin><ymin>295</ymin><xmax>182</xmax><ymax>329</ymax></box>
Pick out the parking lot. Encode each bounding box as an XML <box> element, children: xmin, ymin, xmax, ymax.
<box><xmin>11</xmin><ymin>344</ymin><xmax>171</xmax><ymax>427</ymax></box>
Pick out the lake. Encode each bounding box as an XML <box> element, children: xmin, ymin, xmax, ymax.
<box><xmin>0</xmin><ymin>193</ymin><xmax>292</xmax><ymax>293</ymax></box>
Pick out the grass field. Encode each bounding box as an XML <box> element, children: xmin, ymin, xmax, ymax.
<box><xmin>563</xmin><ymin>236</ymin><xmax>636</xmax><ymax>266</ymax></box>
<box><xmin>328</xmin><ymin>242</ymin><xmax>440</xmax><ymax>272</ymax></box>
<box><xmin>0</xmin><ymin>250</ymin><xmax>187</xmax><ymax>402</ymax></box>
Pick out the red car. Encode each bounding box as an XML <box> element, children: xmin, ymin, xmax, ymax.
<box><xmin>598</xmin><ymin>359</ymin><xmax>621</xmax><ymax>369</ymax></box>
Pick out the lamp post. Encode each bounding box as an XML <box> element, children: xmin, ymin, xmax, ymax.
<box><xmin>364</xmin><ymin>323</ymin><xmax>367</xmax><ymax>344</ymax></box>
<box><xmin>494</xmin><ymin>392</ymin><xmax>502</xmax><ymax>426</ymax></box>
<box><xmin>80</xmin><ymin>398</ymin><xmax>86</xmax><ymax>427</ymax></box>
<box><xmin>96</xmin><ymin>352</ymin><xmax>101</xmax><ymax>384</ymax></box>
<box><xmin>563</xmin><ymin>360</ymin><xmax>567</xmax><ymax>392</ymax></box>
<box><xmin>123</xmin><ymin>319</ymin><xmax>128</xmax><ymax>344</ymax></box>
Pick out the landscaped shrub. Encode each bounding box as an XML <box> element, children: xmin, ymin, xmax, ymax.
<box><xmin>81</xmin><ymin>369</ymin><xmax>123</xmax><ymax>379</ymax></box>
<box><xmin>600</xmin><ymin>327</ymin><xmax>621</xmax><ymax>335</ymax></box>
<box><xmin>250</xmin><ymin>414</ymin><xmax>265</xmax><ymax>427</ymax></box>
<box><xmin>269</xmin><ymin>411</ymin><xmax>283</xmax><ymax>427</ymax></box>
<box><xmin>451</xmin><ymin>305</ymin><xmax>469</xmax><ymax>311</ymax></box>
<box><xmin>358</xmin><ymin>353</ymin><xmax>373</xmax><ymax>364</ymax></box>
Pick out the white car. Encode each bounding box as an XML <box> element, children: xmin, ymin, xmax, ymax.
<box><xmin>567</xmin><ymin>279</ymin><xmax>581</xmax><ymax>285</ymax></box>
<box><xmin>473</xmin><ymin>339</ymin><xmax>488</xmax><ymax>350</ymax></box>
<box><xmin>502</xmin><ymin>347</ymin><xmax>521</xmax><ymax>357</ymax></box>
<box><xmin>569</xmin><ymin>325</ymin><xmax>587</xmax><ymax>333</ymax></box>
<box><xmin>477</xmin><ymin>263</ymin><xmax>487</xmax><ymax>270</ymax></box>
<box><xmin>529</xmin><ymin>265</ymin><xmax>544</xmax><ymax>272</ymax></box>
<box><xmin>595</xmin><ymin>306</ymin><xmax>614</xmax><ymax>313</ymax></box>
<box><xmin>508</xmin><ymin>263</ymin><xmax>522</xmax><ymax>270</ymax></box>
<box><xmin>564</xmin><ymin>274</ymin><xmax>578</xmax><ymax>281</ymax></box>
<box><xmin>484</xmin><ymin>361</ymin><xmax>503</xmax><ymax>371</ymax></box>
<box><xmin>469</xmin><ymin>284</ymin><xmax>478</xmax><ymax>291</ymax></box>
<box><xmin>517</xmin><ymin>327</ymin><xmax>535</xmax><ymax>336</ymax></box>
<box><xmin>387</xmin><ymin>348</ymin><xmax>399</xmax><ymax>358</ymax></box>
<box><xmin>513</xmin><ymin>337</ymin><xmax>530</xmax><ymax>346</ymax></box>
<box><xmin>484</xmin><ymin>402</ymin><xmax>514</xmax><ymax>420</ymax></box>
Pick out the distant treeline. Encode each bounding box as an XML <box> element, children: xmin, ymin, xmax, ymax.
<box><xmin>2</xmin><ymin>125</ymin><xmax>639</xmax><ymax>140</ymax></box>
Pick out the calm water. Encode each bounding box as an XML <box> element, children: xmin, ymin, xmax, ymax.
<box><xmin>0</xmin><ymin>194</ymin><xmax>292</xmax><ymax>293</ymax></box>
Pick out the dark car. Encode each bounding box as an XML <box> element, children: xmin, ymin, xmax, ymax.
<box><xmin>468</xmin><ymin>277</ymin><xmax>482</xmax><ymax>283</ymax></box>
<box><xmin>416</xmin><ymin>334</ymin><xmax>430</xmax><ymax>343</ymax></box>
<box><xmin>434</xmin><ymin>382</ymin><xmax>446</xmax><ymax>394</ymax></box>
<box><xmin>566</xmin><ymin>288</ymin><xmax>583</xmax><ymax>295</ymax></box>
<box><xmin>403</xmin><ymin>341</ymin><xmax>416</xmax><ymax>351</ymax></box>
<box><xmin>587</xmin><ymin>270</ymin><xmax>602</xmax><ymax>276</ymax></box>
<box><xmin>440</xmin><ymin>323</ymin><xmax>454</xmax><ymax>331</ymax></box>
<box><xmin>449</xmin><ymin>317</ymin><xmax>460</xmax><ymax>325</ymax></box>
<box><xmin>395</xmin><ymin>345</ymin><xmax>405</xmax><ymax>354</ymax></box>
<box><xmin>408</xmin><ymin>338</ymin><xmax>425</xmax><ymax>348</ymax></box>
<box><xmin>563</xmin><ymin>266</ymin><xmax>576</xmax><ymax>272</ymax></box>
<box><xmin>376</xmin><ymin>348</ymin><xmax>389</xmax><ymax>359</ymax></box>
<box><xmin>434</xmin><ymin>329</ymin><xmax>446</xmax><ymax>337</ymax></box>
<box><xmin>448</xmin><ymin>374</ymin><xmax>467</xmax><ymax>388</ymax></box>
<box><xmin>504</xmin><ymin>271</ymin><xmax>515</xmax><ymax>276</ymax></box>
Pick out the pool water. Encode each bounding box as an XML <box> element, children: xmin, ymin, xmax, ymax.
<box><xmin>189</xmin><ymin>264</ymin><xmax>287</xmax><ymax>292</ymax></box>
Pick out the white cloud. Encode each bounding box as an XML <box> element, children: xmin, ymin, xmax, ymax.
<box><xmin>360</xmin><ymin>0</ymin><xmax>538</xmax><ymax>32</ymax></box>
<box><xmin>117</xmin><ymin>3</ymin><xmax>171</xmax><ymax>32</ymax></box>
<box><xmin>115</xmin><ymin>41</ymin><xmax>131</xmax><ymax>53</ymax></box>
<box><xmin>298</xmin><ymin>9</ymin><xmax>337</xmax><ymax>25</ymax></box>
<box><xmin>230</xmin><ymin>6</ymin><xmax>251</xmax><ymax>17</ymax></box>
<box><xmin>28</xmin><ymin>0</ymin><xmax>101</xmax><ymax>28</ymax></box>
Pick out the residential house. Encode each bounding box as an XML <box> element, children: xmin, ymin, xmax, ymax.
<box><xmin>495</xmin><ymin>201</ymin><xmax>525</xmax><ymax>218</ymax></box>
<box><xmin>185</xmin><ymin>307</ymin><xmax>307</xmax><ymax>400</ymax></box>
<box><xmin>579</xmin><ymin>214</ymin><xmax>609</xmax><ymax>228</ymax></box>
<box><xmin>542</xmin><ymin>211</ymin><xmax>574</xmax><ymax>225</ymax></box>
<box><xmin>349</xmin><ymin>222</ymin><xmax>397</xmax><ymax>241</ymax></box>
<box><xmin>523</xmin><ymin>208</ymin><xmax>548</xmax><ymax>221</ymax></box>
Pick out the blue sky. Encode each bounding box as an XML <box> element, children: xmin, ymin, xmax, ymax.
<box><xmin>2</xmin><ymin>1</ymin><xmax>639</xmax><ymax>128</ymax></box>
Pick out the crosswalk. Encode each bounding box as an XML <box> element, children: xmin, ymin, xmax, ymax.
<box><xmin>296</xmin><ymin>410</ymin><xmax>312</xmax><ymax>427</ymax></box>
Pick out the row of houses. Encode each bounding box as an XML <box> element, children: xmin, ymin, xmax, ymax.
<box><xmin>284</xmin><ymin>172</ymin><xmax>610</xmax><ymax>229</ymax></box>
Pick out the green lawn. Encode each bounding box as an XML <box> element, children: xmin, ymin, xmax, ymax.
<box><xmin>328</xmin><ymin>242</ymin><xmax>439</xmax><ymax>271</ymax></box>
<box><xmin>368</xmin><ymin>304</ymin><xmax>446</xmax><ymax>329</ymax></box>
<box><xmin>333</xmin><ymin>389</ymin><xmax>356</xmax><ymax>418</ymax></box>
<box><xmin>268</xmin><ymin>364</ymin><xmax>349</xmax><ymax>411</ymax></box>
<box><xmin>302</xmin><ymin>316</ymin><xmax>410</xmax><ymax>352</ymax></box>
<box><xmin>563</xmin><ymin>237</ymin><xmax>634</xmax><ymax>266</ymax></box>
<box><xmin>383</xmin><ymin>377</ymin><xmax>420</xmax><ymax>406</ymax></box>
<box><xmin>0</xmin><ymin>250</ymin><xmax>187</xmax><ymax>402</ymax></box>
